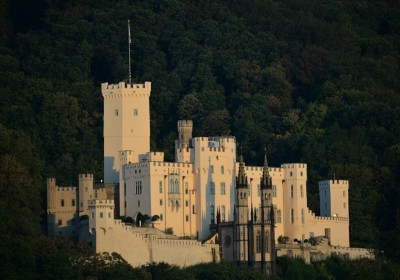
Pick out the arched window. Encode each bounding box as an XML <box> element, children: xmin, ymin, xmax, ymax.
<box><xmin>169</xmin><ymin>179</ymin><xmax>174</xmax><ymax>193</ymax></box>
<box><xmin>175</xmin><ymin>179</ymin><xmax>179</xmax><ymax>193</ymax></box>
<box><xmin>159</xmin><ymin>181</ymin><xmax>163</xmax><ymax>193</ymax></box>
<box><xmin>256</xmin><ymin>231</ymin><xmax>261</xmax><ymax>252</ymax></box>
<box><xmin>265</xmin><ymin>231</ymin><xmax>269</xmax><ymax>252</ymax></box>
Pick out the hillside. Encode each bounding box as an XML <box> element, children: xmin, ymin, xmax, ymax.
<box><xmin>0</xmin><ymin>0</ymin><xmax>400</xmax><ymax>274</ymax></box>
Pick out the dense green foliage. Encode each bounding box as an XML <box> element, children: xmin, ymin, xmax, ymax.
<box><xmin>1</xmin><ymin>0</ymin><xmax>400</xmax><ymax>277</ymax></box>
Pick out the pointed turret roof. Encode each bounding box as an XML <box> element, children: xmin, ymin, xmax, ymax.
<box><xmin>236</xmin><ymin>149</ymin><xmax>248</xmax><ymax>189</ymax></box>
<box><xmin>260</xmin><ymin>148</ymin><xmax>272</xmax><ymax>190</ymax></box>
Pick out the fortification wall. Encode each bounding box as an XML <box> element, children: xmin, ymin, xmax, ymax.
<box><xmin>93</xmin><ymin>218</ymin><xmax>218</xmax><ymax>267</ymax></box>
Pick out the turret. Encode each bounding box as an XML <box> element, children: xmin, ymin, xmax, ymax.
<box><xmin>88</xmin><ymin>199</ymin><xmax>115</xmax><ymax>235</ymax></box>
<box><xmin>235</xmin><ymin>153</ymin><xmax>249</xmax><ymax>224</ymax></box>
<box><xmin>260</xmin><ymin>151</ymin><xmax>273</xmax><ymax>212</ymax></box>
<box><xmin>177</xmin><ymin>120</ymin><xmax>193</xmax><ymax>148</ymax></box>
<box><xmin>260</xmin><ymin>150</ymin><xmax>273</xmax><ymax>272</ymax></box>
<box><xmin>79</xmin><ymin>174</ymin><xmax>94</xmax><ymax>214</ymax></box>
<box><xmin>47</xmin><ymin>178</ymin><xmax>57</xmax><ymax>212</ymax></box>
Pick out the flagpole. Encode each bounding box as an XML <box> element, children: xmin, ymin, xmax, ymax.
<box><xmin>128</xmin><ymin>19</ymin><xmax>132</xmax><ymax>84</ymax></box>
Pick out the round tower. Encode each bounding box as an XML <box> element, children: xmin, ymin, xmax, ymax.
<box><xmin>177</xmin><ymin>120</ymin><xmax>193</xmax><ymax>148</ymax></box>
<box><xmin>89</xmin><ymin>199</ymin><xmax>115</xmax><ymax>234</ymax></box>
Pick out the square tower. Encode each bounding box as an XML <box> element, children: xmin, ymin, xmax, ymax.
<box><xmin>319</xmin><ymin>180</ymin><xmax>349</xmax><ymax>218</ymax></box>
<box><xmin>102</xmin><ymin>81</ymin><xmax>151</xmax><ymax>184</ymax></box>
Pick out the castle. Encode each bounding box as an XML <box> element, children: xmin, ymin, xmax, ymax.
<box><xmin>47</xmin><ymin>80</ymin><xmax>372</xmax><ymax>268</ymax></box>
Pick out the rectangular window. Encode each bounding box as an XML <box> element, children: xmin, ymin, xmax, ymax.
<box><xmin>100</xmin><ymin>212</ymin><xmax>103</xmax><ymax>218</ymax></box>
<box><xmin>221</xmin><ymin>205</ymin><xmax>226</xmax><ymax>222</ymax></box>
<box><xmin>108</xmin><ymin>212</ymin><xmax>111</xmax><ymax>218</ymax></box>
<box><xmin>185</xmin><ymin>215</ymin><xmax>189</xmax><ymax>222</ymax></box>
<box><xmin>72</xmin><ymin>199</ymin><xmax>75</xmax><ymax>207</ymax></box>
<box><xmin>192</xmin><ymin>205</ymin><xmax>195</xmax><ymax>214</ymax></box>
<box><xmin>185</xmin><ymin>200</ymin><xmax>188</xmax><ymax>207</ymax></box>
<box><xmin>210</xmin><ymin>182</ymin><xmax>215</xmax><ymax>195</ymax></box>
<box><xmin>159</xmin><ymin>181</ymin><xmax>163</xmax><ymax>193</ymax></box>
<box><xmin>272</xmin><ymin>185</ymin><xmax>277</xmax><ymax>197</ymax></box>
<box><xmin>221</xmin><ymin>165</ymin><xmax>224</xmax><ymax>174</ymax></box>
<box><xmin>138</xmin><ymin>200</ymin><xmax>140</xmax><ymax>207</ymax></box>
<box><xmin>291</xmin><ymin>185</ymin><xmax>294</xmax><ymax>198</ymax></box>
<box><xmin>58</xmin><ymin>219</ymin><xmax>62</xmax><ymax>226</ymax></box>
<box><xmin>277</xmin><ymin>209</ymin><xmax>282</xmax><ymax>223</ymax></box>
<box><xmin>185</xmin><ymin>182</ymin><xmax>188</xmax><ymax>194</ymax></box>
<box><xmin>301</xmin><ymin>208</ymin><xmax>305</xmax><ymax>224</ymax></box>
<box><xmin>160</xmin><ymin>199</ymin><xmax>163</xmax><ymax>206</ymax></box>
<box><xmin>291</xmin><ymin>208</ymin><xmax>294</xmax><ymax>223</ymax></box>
<box><xmin>91</xmin><ymin>212</ymin><xmax>94</xmax><ymax>219</ymax></box>
<box><xmin>133</xmin><ymin>109</ymin><xmax>138</xmax><ymax>116</ymax></box>
<box><xmin>135</xmin><ymin>181</ymin><xmax>143</xmax><ymax>194</ymax></box>
<box><xmin>343</xmin><ymin>190</ymin><xmax>346</xmax><ymax>197</ymax></box>
<box><xmin>300</xmin><ymin>185</ymin><xmax>303</xmax><ymax>198</ymax></box>
<box><xmin>160</xmin><ymin>214</ymin><xmax>163</xmax><ymax>221</ymax></box>
<box><xmin>343</xmin><ymin>202</ymin><xmax>346</xmax><ymax>209</ymax></box>
<box><xmin>115</xmin><ymin>109</ymin><xmax>118</xmax><ymax>116</ymax></box>
<box><xmin>290</xmin><ymin>171</ymin><xmax>293</xmax><ymax>177</ymax></box>
<box><xmin>220</xmin><ymin>182</ymin><xmax>226</xmax><ymax>195</ymax></box>
<box><xmin>61</xmin><ymin>199</ymin><xmax>64</xmax><ymax>207</ymax></box>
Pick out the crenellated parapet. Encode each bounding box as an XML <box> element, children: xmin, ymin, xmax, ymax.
<box><xmin>79</xmin><ymin>173</ymin><xmax>93</xmax><ymax>180</ymax></box>
<box><xmin>88</xmin><ymin>199</ymin><xmax>114</xmax><ymax>208</ymax></box>
<box><xmin>177</xmin><ymin>120</ymin><xmax>193</xmax><ymax>128</ymax></box>
<box><xmin>101</xmin><ymin>82</ymin><xmax>151</xmax><ymax>98</ymax></box>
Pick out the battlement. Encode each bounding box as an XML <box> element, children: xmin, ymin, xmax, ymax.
<box><xmin>177</xmin><ymin>120</ymin><xmax>193</xmax><ymax>128</ymax></box>
<box><xmin>193</xmin><ymin>136</ymin><xmax>235</xmax><ymax>143</ymax></box>
<box><xmin>245</xmin><ymin>166</ymin><xmax>282</xmax><ymax>172</ymax></box>
<box><xmin>314</xmin><ymin>216</ymin><xmax>349</xmax><ymax>222</ymax></box>
<box><xmin>154</xmin><ymin>162</ymin><xmax>193</xmax><ymax>168</ymax></box>
<box><xmin>79</xmin><ymin>173</ymin><xmax>93</xmax><ymax>179</ymax></box>
<box><xmin>47</xmin><ymin>177</ymin><xmax>56</xmax><ymax>183</ymax></box>
<box><xmin>308</xmin><ymin>209</ymin><xmax>349</xmax><ymax>221</ymax></box>
<box><xmin>319</xmin><ymin>180</ymin><xmax>349</xmax><ymax>186</ymax></box>
<box><xmin>88</xmin><ymin>199</ymin><xmax>114</xmax><ymax>207</ymax></box>
<box><xmin>101</xmin><ymin>82</ymin><xmax>151</xmax><ymax>99</ymax></box>
<box><xmin>101</xmin><ymin>81</ymin><xmax>151</xmax><ymax>91</ymax></box>
<box><xmin>281</xmin><ymin>163</ymin><xmax>307</xmax><ymax>169</ymax></box>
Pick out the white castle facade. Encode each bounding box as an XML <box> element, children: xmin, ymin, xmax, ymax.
<box><xmin>46</xmin><ymin>79</ymin><xmax>372</xmax><ymax>267</ymax></box>
<box><xmin>101</xmin><ymin>81</ymin><xmax>349</xmax><ymax>246</ymax></box>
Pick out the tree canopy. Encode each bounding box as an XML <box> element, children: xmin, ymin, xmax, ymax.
<box><xmin>0</xmin><ymin>0</ymin><xmax>400</xmax><ymax>276</ymax></box>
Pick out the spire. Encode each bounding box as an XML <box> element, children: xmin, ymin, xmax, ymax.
<box><xmin>261</xmin><ymin>148</ymin><xmax>272</xmax><ymax>190</ymax></box>
<box><xmin>236</xmin><ymin>148</ymin><xmax>248</xmax><ymax>189</ymax></box>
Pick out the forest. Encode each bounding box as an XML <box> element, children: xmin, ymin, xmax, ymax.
<box><xmin>0</xmin><ymin>0</ymin><xmax>400</xmax><ymax>278</ymax></box>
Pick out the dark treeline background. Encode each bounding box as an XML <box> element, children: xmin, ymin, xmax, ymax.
<box><xmin>1</xmin><ymin>0</ymin><xmax>400</xmax><ymax>277</ymax></box>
